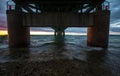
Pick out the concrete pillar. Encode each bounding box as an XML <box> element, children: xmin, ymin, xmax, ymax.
<box><xmin>7</xmin><ymin>10</ymin><xmax>30</xmax><ymax>47</ymax></box>
<box><xmin>54</xmin><ymin>31</ymin><xmax>57</xmax><ymax>36</ymax></box>
<box><xmin>62</xmin><ymin>31</ymin><xmax>65</xmax><ymax>37</ymax></box>
<box><xmin>52</xmin><ymin>27</ymin><xmax>67</xmax><ymax>37</ymax></box>
<box><xmin>87</xmin><ymin>10</ymin><xmax>110</xmax><ymax>48</ymax></box>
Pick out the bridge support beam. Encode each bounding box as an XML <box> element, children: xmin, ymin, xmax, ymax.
<box><xmin>7</xmin><ymin>10</ymin><xmax>30</xmax><ymax>47</ymax></box>
<box><xmin>52</xmin><ymin>27</ymin><xmax>67</xmax><ymax>42</ymax></box>
<box><xmin>87</xmin><ymin>10</ymin><xmax>110</xmax><ymax>48</ymax></box>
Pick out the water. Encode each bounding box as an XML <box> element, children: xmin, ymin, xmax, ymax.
<box><xmin>0</xmin><ymin>35</ymin><xmax>120</xmax><ymax>76</ymax></box>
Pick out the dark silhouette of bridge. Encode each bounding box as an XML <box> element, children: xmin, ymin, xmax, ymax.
<box><xmin>6</xmin><ymin>0</ymin><xmax>110</xmax><ymax>48</ymax></box>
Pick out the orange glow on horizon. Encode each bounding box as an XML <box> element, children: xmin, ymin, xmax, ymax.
<box><xmin>0</xmin><ymin>30</ymin><xmax>8</xmax><ymax>36</ymax></box>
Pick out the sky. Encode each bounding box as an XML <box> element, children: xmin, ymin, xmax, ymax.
<box><xmin>0</xmin><ymin>0</ymin><xmax>120</xmax><ymax>34</ymax></box>
<box><xmin>109</xmin><ymin>0</ymin><xmax>120</xmax><ymax>27</ymax></box>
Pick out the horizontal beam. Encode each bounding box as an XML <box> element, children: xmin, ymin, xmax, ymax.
<box><xmin>23</xmin><ymin>12</ymin><xmax>94</xmax><ymax>27</ymax></box>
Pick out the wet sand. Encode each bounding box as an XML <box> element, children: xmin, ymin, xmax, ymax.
<box><xmin>0</xmin><ymin>59</ymin><xmax>113</xmax><ymax>76</ymax></box>
<box><xmin>0</xmin><ymin>42</ymin><xmax>120</xmax><ymax>76</ymax></box>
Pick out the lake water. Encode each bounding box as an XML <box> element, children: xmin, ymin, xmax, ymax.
<box><xmin>0</xmin><ymin>35</ymin><xmax>120</xmax><ymax>76</ymax></box>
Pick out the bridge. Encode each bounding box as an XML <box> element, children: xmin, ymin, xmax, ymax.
<box><xmin>6</xmin><ymin>0</ymin><xmax>110</xmax><ymax>48</ymax></box>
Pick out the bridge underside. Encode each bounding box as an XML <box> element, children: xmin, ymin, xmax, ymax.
<box><xmin>22</xmin><ymin>12</ymin><xmax>94</xmax><ymax>27</ymax></box>
<box><xmin>10</xmin><ymin>0</ymin><xmax>105</xmax><ymax>12</ymax></box>
<box><xmin>6</xmin><ymin>0</ymin><xmax>110</xmax><ymax>48</ymax></box>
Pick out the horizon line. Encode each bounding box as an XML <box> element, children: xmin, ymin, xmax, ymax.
<box><xmin>0</xmin><ymin>30</ymin><xmax>120</xmax><ymax>36</ymax></box>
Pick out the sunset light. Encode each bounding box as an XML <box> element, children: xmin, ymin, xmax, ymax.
<box><xmin>30</xmin><ymin>31</ymin><xmax>87</xmax><ymax>35</ymax></box>
<box><xmin>0</xmin><ymin>30</ymin><xmax>7</xmax><ymax>36</ymax></box>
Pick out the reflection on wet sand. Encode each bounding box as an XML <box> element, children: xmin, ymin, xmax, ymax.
<box><xmin>0</xmin><ymin>40</ymin><xmax>115</xmax><ymax>76</ymax></box>
<box><xmin>9</xmin><ymin>48</ymin><xmax>30</xmax><ymax>60</ymax></box>
<box><xmin>86</xmin><ymin>49</ymin><xmax>107</xmax><ymax>64</ymax></box>
<box><xmin>85</xmin><ymin>50</ymin><xmax>112</xmax><ymax>76</ymax></box>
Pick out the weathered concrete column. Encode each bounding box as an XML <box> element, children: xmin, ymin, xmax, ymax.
<box><xmin>7</xmin><ymin>10</ymin><xmax>30</xmax><ymax>47</ymax></box>
<box><xmin>52</xmin><ymin>27</ymin><xmax>67</xmax><ymax>37</ymax></box>
<box><xmin>87</xmin><ymin>10</ymin><xmax>110</xmax><ymax>48</ymax></box>
<box><xmin>52</xmin><ymin>27</ymin><xmax>67</xmax><ymax>43</ymax></box>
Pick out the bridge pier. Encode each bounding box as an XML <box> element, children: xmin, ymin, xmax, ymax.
<box><xmin>87</xmin><ymin>10</ymin><xmax>110</xmax><ymax>48</ymax></box>
<box><xmin>52</xmin><ymin>27</ymin><xmax>66</xmax><ymax>42</ymax></box>
<box><xmin>6</xmin><ymin>10</ymin><xmax>30</xmax><ymax>47</ymax></box>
